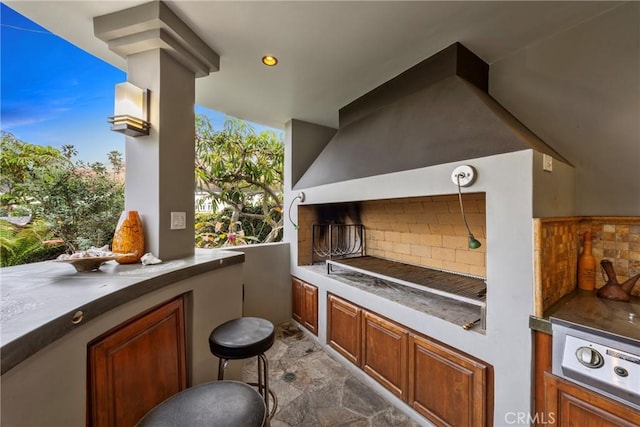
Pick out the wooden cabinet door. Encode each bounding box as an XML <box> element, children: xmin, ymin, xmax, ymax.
<box><xmin>362</xmin><ymin>310</ymin><xmax>408</xmax><ymax>400</ymax></box>
<box><xmin>302</xmin><ymin>282</ymin><xmax>318</xmax><ymax>335</ymax></box>
<box><xmin>88</xmin><ymin>296</ymin><xmax>186</xmax><ymax>427</ymax></box>
<box><xmin>544</xmin><ymin>372</ymin><xmax>640</xmax><ymax>427</ymax></box>
<box><xmin>292</xmin><ymin>277</ymin><xmax>318</xmax><ymax>335</ymax></box>
<box><xmin>327</xmin><ymin>294</ymin><xmax>362</xmax><ymax>366</ymax></box>
<box><xmin>292</xmin><ymin>277</ymin><xmax>304</xmax><ymax>323</ymax></box>
<box><xmin>533</xmin><ymin>331</ymin><xmax>553</xmax><ymax>427</ymax></box>
<box><xmin>408</xmin><ymin>333</ymin><xmax>488</xmax><ymax>427</ymax></box>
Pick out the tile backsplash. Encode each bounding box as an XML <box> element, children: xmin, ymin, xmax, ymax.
<box><xmin>589</xmin><ymin>220</ymin><xmax>640</xmax><ymax>290</ymax></box>
<box><xmin>534</xmin><ymin>216</ymin><xmax>640</xmax><ymax>316</ymax></box>
<box><xmin>297</xmin><ymin>194</ymin><xmax>486</xmax><ymax>277</ymax></box>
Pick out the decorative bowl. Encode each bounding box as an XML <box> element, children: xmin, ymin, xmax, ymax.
<box><xmin>54</xmin><ymin>256</ymin><xmax>121</xmax><ymax>272</ymax></box>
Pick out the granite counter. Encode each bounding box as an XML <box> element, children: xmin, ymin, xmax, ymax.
<box><xmin>529</xmin><ymin>289</ymin><xmax>640</xmax><ymax>342</ymax></box>
<box><xmin>0</xmin><ymin>249</ymin><xmax>244</xmax><ymax>374</ymax></box>
<box><xmin>302</xmin><ymin>263</ymin><xmax>484</xmax><ymax>332</ymax></box>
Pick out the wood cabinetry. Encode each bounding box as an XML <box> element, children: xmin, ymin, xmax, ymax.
<box><xmin>327</xmin><ymin>294</ymin><xmax>490</xmax><ymax>425</ymax></box>
<box><xmin>292</xmin><ymin>277</ymin><xmax>318</xmax><ymax>335</ymax></box>
<box><xmin>544</xmin><ymin>372</ymin><xmax>640</xmax><ymax>427</ymax></box>
<box><xmin>88</xmin><ymin>296</ymin><xmax>186</xmax><ymax>427</ymax></box>
<box><xmin>327</xmin><ymin>293</ymin><xmax>362</xmax><ymax>366</ymax></box>
<box><xmin>362</xmin><ymin>310</ymin><xmax>409</xmax><ymax>400</ymax></box>
<box><xmin>292</xmin><ymin>277</ymin><xmax>304</xmax><ymax>323</ymax></box>
<box><xmin>408</xmin><ymin>333</ymin><xmax>488</xmax><ymax>427</ymax></box>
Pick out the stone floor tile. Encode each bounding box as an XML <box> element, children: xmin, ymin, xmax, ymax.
<box><xmin>275</xmin><ymin>393</ymin><xmax>323</xmax><ymax>426</ymax></box>
<box><xmin>372</xmin><ymin>408</ymin><xmax>422</xmax><ymax>426</ymax></box>
<box><xmin>341</xmin><ymin>376</ymin><xmax>390</xmax><ymax>416</ymax></box>
<box><xmin>243</xmin><ymin>323</ymin><xmax>420</xmax><ymax>427</ymax></box>
<box><xmin>315</xmin><ymin>406</ymin><xmax>367</xmax><ymax>426</ymax></box>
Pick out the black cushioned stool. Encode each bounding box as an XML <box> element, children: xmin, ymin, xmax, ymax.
<box><xmin>136</xmin><ymin>381</ymin><xmax>266</xmax><ymax>427</ymax></box>
<box><xmin>209</xmin><ymin>317</ymin><xmax>277</xmax><ymax>418</ymax></box>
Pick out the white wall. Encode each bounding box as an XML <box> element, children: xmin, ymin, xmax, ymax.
<box><xmin>0</xmin><ymin>265</ymin><xmax>243</xmax><ymax>427</ymax></box>
<box><xmin>226</xmin><ymin>243</ymin><xmax>292</xmax><ymax>325</ymax></box>
<box><xmin>490</xmin><ymin>2</ymin><xmax>640</xmax><ymax>216</ymax></box>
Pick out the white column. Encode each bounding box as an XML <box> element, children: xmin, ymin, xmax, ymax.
<box><xmin>94</xmin><ymin>1</ymin><xmax>219</xmax><ymax>260</ymax></box>
<box><xmin>124</xmin><ymin>50</ymin><xmax>195</xmax><ymax>259</ymax></box>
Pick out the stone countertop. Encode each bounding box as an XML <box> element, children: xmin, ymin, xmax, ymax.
<box><xmin>0</xmin><ymin>250</ymin><xmax>244</xmax><ymax>375</ymax></box>
<box><xmin>303</xmin><ymin>264</ymin><xmax>484</xmax><ymax>333</ymax></box>
<box><xmin>529</xmin><ymin>289</ymin><xmax>640</xmax><ymax>343</ymax></box>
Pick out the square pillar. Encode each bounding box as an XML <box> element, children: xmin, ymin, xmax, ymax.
<box><xmin>125</xmin><ymin>49</ymin><xmax>195</xmax><ymax>260</ymax></box>
<box><xmin>94</xmin><ymin>1</ymin><xmax>220</xmax><ymax>260</ymax></box>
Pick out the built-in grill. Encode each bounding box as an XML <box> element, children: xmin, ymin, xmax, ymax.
<box><xmin>327</xmin><ymin>256</ymin><xmax>486</xmax><ymax>307</ymax></box>
<box><xmin>551</xmin><ymin>317</ymin><xmax>640</xmax><ymax>410</ymax></box>
<box><xmin>310</xmin><ymin>221</ymin><xmax>487</xmax><ymax>329</ymax></box>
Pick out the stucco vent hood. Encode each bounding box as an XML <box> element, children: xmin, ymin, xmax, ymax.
<box><xmin>295</xmin><ymin>42</ymin><xmax>570</xmax><ymax>189</ymax></box>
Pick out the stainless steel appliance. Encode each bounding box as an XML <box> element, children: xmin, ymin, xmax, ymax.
<box><xmin>551</xmin><ymin>317</ymin><xmax>640</xmax><ymax>410</ymax></box>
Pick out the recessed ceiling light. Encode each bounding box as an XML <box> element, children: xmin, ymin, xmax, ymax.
<box><xmin>262</xmin><ymin>55</ymin><xmax>278</xmax><ymax>67</ymax></box>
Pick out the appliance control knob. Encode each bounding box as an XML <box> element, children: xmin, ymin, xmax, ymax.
<box><xmin>576</xmin><ymin>346</ymin><xmax>604</xmax><ymax>368</ymax></box>
<box><xmin>614</xmin><ymin>366</ymin><xmax>629</xmax><ymax>377</ymax></box>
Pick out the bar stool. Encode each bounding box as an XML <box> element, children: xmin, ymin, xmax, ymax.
<box><xmin>208</xmin><ymin>317</ymin><xmax>277</xmax><ymax>418</ymax></box>
<box><xmin>136</xmin><ymin>381</ymin><xmax>266</xmax><ymax>427</ymax></box>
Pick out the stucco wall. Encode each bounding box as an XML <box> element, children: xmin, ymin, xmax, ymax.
<box><xmin>126</xmin><ymin>49</ymin><xmax>197</xmax><ymax>260</ymax></box>
<box><xmin>0</xmin><ymin>265</ymin><xmax>243</xmax><ymax>427</ymax></box>
<box><xmin>227</xmin><ymin>243</ymin><xmax>292</xmax><ymax>325</ymax></box>
<box><xmin>490</xmin><ymin>2</ymin><xmax>640</xmax><ymax>216</ymax></box>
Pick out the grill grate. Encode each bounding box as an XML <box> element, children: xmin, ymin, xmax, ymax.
<box><xmin>327</xmin><ymin>256</ymin><xmax>486</xmax><ymax>307</ymax></box>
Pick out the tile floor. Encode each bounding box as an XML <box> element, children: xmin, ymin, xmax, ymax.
<box><xmin>242</xmin><ymin>323</ymin><xmax>422</xmax><ymax>427</ymax></box>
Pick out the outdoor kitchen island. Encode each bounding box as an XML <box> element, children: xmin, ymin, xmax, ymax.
<box><xmin>1</xmin><ymin>249</ymin><xmax>245</xmax><ymax>427</ymax></box>
<box><xmin>294</xmin><ymin>261</ymin><xmax>491</xmax><ymax>426</ymax></box>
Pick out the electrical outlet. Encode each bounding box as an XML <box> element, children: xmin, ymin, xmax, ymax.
<box><xmin>170</xmin><ymin>212</ymin><xmax>186</xmax><ymax>230</ymax></box>
<box><xmin>543</xmin><ymin>154</ymin><xmax>553</xmax><ymax>172</ymax></box>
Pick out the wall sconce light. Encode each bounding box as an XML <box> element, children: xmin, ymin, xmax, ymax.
<box><xmin>288</xmin><ymin>192</ymin><xmax>306</xmax><ymax>230</ymax></box>
<box><xmin>108</xmin><ymin>82</ymin><xmax>150</xmax><ymax>137</ymax></box>
<box><xmin>451</xmin><ymin>165</ymin><xmax>482</xmax><ymax>250</ymax></box>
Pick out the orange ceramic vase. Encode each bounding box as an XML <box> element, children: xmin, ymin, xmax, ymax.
<box><xmin>112</xmin><ymin>210</ymin><xmax>145</xmax><ymax>264</ymax></box>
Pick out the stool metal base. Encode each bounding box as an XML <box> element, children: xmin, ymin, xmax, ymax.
<box><xmin>218</xmin><ymin>353</ymin><xmax>278</xmax><ymax>419</ymax></box>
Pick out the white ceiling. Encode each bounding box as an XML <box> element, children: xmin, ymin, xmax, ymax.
<box><xmin>7</xmin><ymin>1</ymin><xmax>621</xmax><ymax>130</ymax></box>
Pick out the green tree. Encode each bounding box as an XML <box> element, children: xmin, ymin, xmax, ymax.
<box><xmin>0</xmin><ymin>219</ymin><xmax>64</xmax><ymax>267</ymax></box>
<box><xmin>195</xmin><ymin>116</ymin><xmax>284</xmax><ymax>247</ymax></box>
<box><xmin>61</xmin><ymin>144</ymin><xmax>78</xmax><ymax>160</ymax></box>
<box><xmin>1</xmin><ymin>133</ymin><xmax>125</xmax><ymax>259</ymax></box>
<box><xmin>29</xmin><ymin>158</ymin><xmax>124</xmax><ymax>252</ymax></box>
<box><xmin>0</xmin><ymin>131</ymin><xmax>66</xmax><ymax>213</ymax></box>
<box><xmin>108</xmin><ymin>150</ymin><xmax>124</xmax><ymax>174</ymax></box>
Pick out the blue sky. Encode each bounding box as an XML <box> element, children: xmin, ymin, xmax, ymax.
<box><xmin>1</xmin><ymin>4</ymin><xmax>274</xmax><ymax>164</ymax></box>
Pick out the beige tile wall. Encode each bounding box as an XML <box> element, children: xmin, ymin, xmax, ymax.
<box><xmin>533</xmin><ymin>218</ymin><xmax>580</xmax><ymax>315</ymax></box>
<box><xmin>588</xmin><ymin>219</ymin><xmax>640</xmax><ymax>291</ymax></box>
<box><xmin>533</xmin><ymin>216</ymin><xmax>640</xmax><ymax>316</ymax></box>
<box><xmin>297</xmin><ymin>194</ymin><xmax>487</xmax><ymax>277</ymax></box>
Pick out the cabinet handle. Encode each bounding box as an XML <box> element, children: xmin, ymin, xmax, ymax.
<box><xmin>71</xmin><ymin>310</ymin><xmax>84</xmax><ymax>324</ymax></box>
